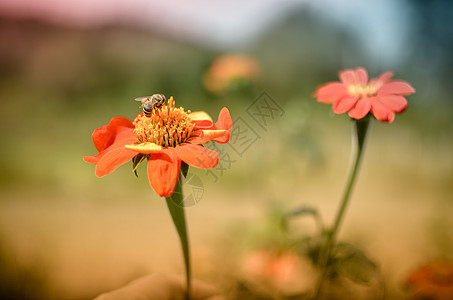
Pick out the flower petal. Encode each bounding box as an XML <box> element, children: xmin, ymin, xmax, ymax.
<box><xmin>189</xmin><ymin>111</ymin><xmax>214</xmax><ymax>128</ymax></box>
<box><xmin>376</xmin><ymin>71</ymin><xmax>394</xmax><ymax>84</ymax></box>
<box><xmin>371</xmin><ymin>100</ymin><xmax>395</xmax><ymax>123</ymax></box>
<box><xmin>314</xmin><ymin>82</ymin><xmax>347</xmax><ymax>103</ymax></box>
<box><xmin>369</xmin><ymin>72</ymin><xmax>394</xmax><ymax>89</ymax></box>
<box><xmin>354</xmin><ymin>67</ymin><xmax>368</xmax><ymax>84</ymax></box>
<box><xmin>212</xmin><ymin>107</ymin><xmax>232</xmax><ymax>143</ymax></box>
<box><xmin>378</xmin><ymin>81</ymin><xmax>415</xmax><ymax>96</ymax></box>
<box><xmin>175</xmin><ymin>144</ymin><xmax>218</xmax><ymax>169</ymax></box>
<box><xmin>147</xmin><ymin>149</ymin><xmax>180</xmax><ymax>197</ymax></box>
<box><xmin>387</xmin><ymin>113</ymin><xmax>395</xmax><ymax>123</ymax></box>
<box><xmin>348</xmin><ymin>97</ymin><xmax>371</xmax><ymax>119</ymax></box>
<box><xmin>83</xmin><ymin>155</ymin><xmax>99</xmax><ymax>164</ymax></box>
<box><xmin>91</xmin><ymin>117</ymin><xmax>134</xmax><ymax>152</ymax></box>
<box><xmin>85</xmin><ymin>128</ymin><xmax>137</xmax><ymax>165</ymax></box>
<box><xmin>376</xmin><ymin>95</ymin><xmax>408</xmax><ymax>113</ymax></box>
<box><xmin>108</xmin><ymin>116</ymin><xmax>135</xmax><ymax>128</ymax></box>
<box><xmin>189</xmin><ymin>129</ymin><xmax>230</xmax><ymax>145</ymax></box>
<box><xmin>91</xmin><ymin>126</ymin><xmax>115</xmax><ymax>152</ymax></box>
<box><xmin>339</xmin><ymin>67</ymin><xmax>368</xmax><ymax>85</ymax></box>
<box><xmin>125</xmin><ymin>142</ymin><xmax>163</xmax><ymax>154</ymax></box>
<box><xmin>332</xmin><ymin>96</ymin><xmax>358</xmax><ymax>114</ymax></box>
<box><xmin>95</xmin><ymin>146</ymin><xmax>138</xmax><ymax>177</ymax></box>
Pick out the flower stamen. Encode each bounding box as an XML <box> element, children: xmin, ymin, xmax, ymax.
<box><xmin>348</xmin><ymin>84</ymin><xmax>378</xmax><ymax>99</ymax></box>
<box><xmin>133</xmin><ymin>97</ymin><xmax>195</xmax><ymax>148</ymax></box>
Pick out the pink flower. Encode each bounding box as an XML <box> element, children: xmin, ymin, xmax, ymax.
<box><xmin>314</xmin><ymin>67</ymin><xmax>415</xmax><ymax>123</ymax></box>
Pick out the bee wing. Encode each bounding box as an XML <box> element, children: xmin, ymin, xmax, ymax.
<box><xmin>134</xmin><ymin>96</ymin><xmax>149</xmax><ymax>103</ymax></box>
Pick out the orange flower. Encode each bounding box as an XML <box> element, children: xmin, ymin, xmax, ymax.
<box><xmin>243</xmin><ymin>250</ymin><xmax>303</xmax><ymax>283</ymax></box>
<box><xmin>84</xmin><ymin>97</ymin><xmax>232</xmax><ymax>197</ymax></box>
<box><xmin>203</xmin><ymin>54</ymin><xmax>259</xmax><ymax>94</ymax></box>
<box><xmin>314</xmin><ymin>67</ymin><xmax>415</xmax><ymax>123</ymax></box>
<box><xmin>241</xmin><ymin>249</ymin><xmax>315</xmax><ymax>296</ymax></box>
<box><xmin>405</xmin><ymin>261</ymin><xmax>453</xmax><ymax>300</ymax></box>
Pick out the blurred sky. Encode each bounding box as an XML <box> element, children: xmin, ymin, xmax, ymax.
<box><xmin>0</xmin><ymin>0</ymin><xmax>410</xmax><ymax>64</ymax></box>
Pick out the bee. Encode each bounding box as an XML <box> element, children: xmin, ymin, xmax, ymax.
<box><xmin>134</xmin><ymin>94</ymin><xmax>166</xmax><ymax>117</ymax></box>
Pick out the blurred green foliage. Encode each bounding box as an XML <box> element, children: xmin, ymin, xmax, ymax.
<box><xmin>0</xmin><ymin>13</ymin><xmax>452</xmax><ymax>192</ymax></box>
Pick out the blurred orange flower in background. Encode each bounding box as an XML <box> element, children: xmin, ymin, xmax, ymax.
<box><xmin>84</xmin><ymin>97</ymin><xmax>232</xmax><ymax>197</ymax></box>
<box><xmin>314</xmin><ymin>67</ymin><xmax>415</xmax><ymax>123</ymax></box>
<box><xmin>241</xmin><ymin>249</ymin><xmax>316</xmax><ymax>296</ymax></box>
<box><xmin>405</xmin><ymin>261</ymin><xmax>453</xmax><ymax>300</ymax></box>
<box><xmin>203</xmin><ymin>54</ymin><xmax>259</xmax><ymax>95</ymax></box>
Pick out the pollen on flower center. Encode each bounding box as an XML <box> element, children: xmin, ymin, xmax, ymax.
<box><xmin>133</xmin><ymin>97</ymin><xmax>195</xmax><ymax>148</ymax></box>
<box><xmin>348</xmin><ymin>84</ymin><xmax>378</xmax><ymax>99</ymax></box>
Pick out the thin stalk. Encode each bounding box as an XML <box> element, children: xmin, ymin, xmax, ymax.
<box><xmin>313</xmin><ymin>117</ymin><xmax>371</xmax><ymax>299</ymax></box>
<box><xmin>165</xmin><ymin>172</ymin><xmax>191</xmax><ymax>300</ymax></box>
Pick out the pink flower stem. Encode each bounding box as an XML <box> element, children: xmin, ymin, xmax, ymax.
<box><xmin>165</xmin><ymin>172</ymin><xmax>191</xmax><ymax>300</ymax></box>
<box><xmin>313</xmin><ymin>116</ymin><xmax>371</xmax><ymax>299</ymax></box>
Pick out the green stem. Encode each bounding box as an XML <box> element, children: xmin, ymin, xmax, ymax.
<box><xmin>165</xmin><ymin>172</ymin><xmax>191</xmax><ymax>300</ymax></box>
<box><xmin>313</xmin><ymin>117</ymin><xmax>371</xmax><ymax>299</ymax></box>
<box><xmin>330</xmin><ymin>117</ymin><xmax>369</xmax><ymax>242</ymax></box>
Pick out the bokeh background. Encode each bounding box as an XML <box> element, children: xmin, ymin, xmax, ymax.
<box><xmin>0</xmin><ymin>0</ymin><xmax>452</xmax><ymax>299</ymax></box>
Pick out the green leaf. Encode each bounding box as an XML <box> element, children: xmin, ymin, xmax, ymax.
<box><xmin>180</xmin><ymin>161</ymin><xmax>189</xmax><ymax>178</ymax></box>
<box><xmin>287</xmin><ymin>205</ymin><xmax>319</xmax><ymax>217</ymax></box>
<box><xmin>131</xmin><ymin>154</ymin><xmax>146</xmax><ymax>177</ymax></box>
<box><xmin>297</xmin><ymin>235</ymin><xmax>326</xmax><ymax>265</ymax></box>
<box><xmin>285</xmin><ymin>205</ymin><xmax>325</xmax><ymax>235</ymax></box>
<box><xmin>165</xmin><ymin>172</ymin><xmax>191</xmax><ymax>299</ymax></box>
<box><xmin>332</xmin><ymin>243</ymin><xmax>378</xmax><ymax>285</ymax></box>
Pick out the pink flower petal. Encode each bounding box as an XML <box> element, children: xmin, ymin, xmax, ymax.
<box><xmin>355</xmin><ymin>67</ymin><xmax>368</xmax><ymax>84</ymax></box>
<box><xmin>95</xmin><ymin>146</ymin><xmax>138</xmax><ymax>177</ymax></box>
<box><xmin>348</xmin><ymin>98</ymin><xmax>371</xmax><ymax>119</ymax></box>
<box><xmin>376</xmin><ymin>95</ymin><xmax>408</xmax><ymax>113</ymax></box>
<box><xmin>371</xmin><ymin>100</ymin><xmax>395</xmax><ymax>123</ymax></box>
<box><xmin>378</xmin><ymin>81</ymin><xmax>415</xmax><ymax>96</ymax></box>
<box><xmin>387</xmin><ymin>113</ymin><xmax>395</xmax><ymax>123</ymax></box>
<box><xmin>332</xmin><ymin>96</ymin><xmax>358</xmax><ymax>114</ymax></box>
<box><xmin>147</xmin><ymin>149</ymin><xmax>180</xmax><ymax>197</ymax></box>
<box><xmin>339</xmin><ymin>67</ymin><xmax>368</xmax><ymax>85</ymax></box>
<box><xmin>339</xmin><ymin>69</ymin><xmax>356</xmax><ymax>86</ymax></box>
<box><xmin>376</xmin><ymin>71</ymin><xmax>394</xmax><ymax>84</ymax></box>
<box><xmin>314</xmin><ymin>82</ymin><xmax>347</xmax><ymax>103</ymax></box>
<box><xmin>175</xmin><ymin>144</ymin><xmax>219</xmax><ymax>169</ymax></box>
<box><xmin>369</xmin><ymin>72</ymin><xmax>394</xmax><ymax>89</ymax></box>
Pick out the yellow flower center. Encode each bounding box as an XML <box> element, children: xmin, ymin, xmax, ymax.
<box><xmin>347</xmin><ymin>84</ymin><xmax>378</xmax><ymax>99</ymax></box>
<box><xmin>133</xmin><ymin>97</ymin><xmax>195</xmax><ymax>148</ymax></box>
